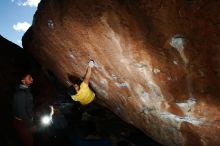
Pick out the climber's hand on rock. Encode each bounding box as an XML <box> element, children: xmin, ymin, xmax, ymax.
<box><xmin>88</xmin><ymin>60</ymin><xmax>95</xmax><ymax>68</ymax></box>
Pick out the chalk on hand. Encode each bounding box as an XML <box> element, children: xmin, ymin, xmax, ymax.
<box><xmin>88</xmin><ymin>60</ymin><xmax>95</xmax><ymax>68</ymax></box>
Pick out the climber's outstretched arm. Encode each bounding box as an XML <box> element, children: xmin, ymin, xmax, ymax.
<box><xmin>83</xmin><ymin>60</ymin><xmax>94</xmax><ymax>84</ymax></box>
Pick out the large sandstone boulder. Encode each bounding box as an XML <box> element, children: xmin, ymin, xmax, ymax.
<box><xmin>23</xmin><ymin>0</ymin><xmax>220</xmax><ymax>145</ymax></box>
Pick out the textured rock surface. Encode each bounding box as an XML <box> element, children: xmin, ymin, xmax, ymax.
<box><xmin>23</xmin><ymin>0</ymin><xmax>220</xmax><ymax>145</ymax></box>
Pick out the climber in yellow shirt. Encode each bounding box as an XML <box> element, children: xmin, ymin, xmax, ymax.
<box><xmin>69</xmin><ymin>60</ymin><xmax>95</xmax><ymax>105</ymax></box>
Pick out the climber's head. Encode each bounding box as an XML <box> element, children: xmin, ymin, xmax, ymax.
<box><xmin>67</xmin><ymin>75</ymin><xmax>82</xmax><ymax>95</ymax></box>
<box><xmin>73</xmin><ymin>84</ymin><xmax>80</xmax><ymax>92</ymax></box>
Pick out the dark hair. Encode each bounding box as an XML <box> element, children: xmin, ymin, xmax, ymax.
<box><xmin>67</xmin><ymin>85</ymin><xmax>77</xmax><ymax>96</ymax></box>
<box><xmin>17</xmin><ymin>71</ymin><xmax>31</xmax><ymax>83</ymax></box>
<box><xmin>68</xmin><ymin>75</ymin><xmax>82</xmax><ymax>85</ymax></box>
<box><xmin>67</xmin><ymin>74</ymin><xmax>82</xmax><ymax>96</ymax></box>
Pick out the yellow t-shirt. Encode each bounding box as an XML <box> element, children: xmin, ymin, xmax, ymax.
<box><xmin>71</xmin><ymin>82</ymin><xmax>95</xmax><ymax>105</ymax></box>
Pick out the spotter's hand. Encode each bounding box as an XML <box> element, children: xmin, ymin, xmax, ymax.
<box><xmin>49</xmin><ymin>105</ymin><xmax>54</xmax><ymax>117</ymax></box>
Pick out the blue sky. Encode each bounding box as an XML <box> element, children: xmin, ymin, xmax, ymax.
<box><xmin>0</xmin><ymin>0</ymin><xmax>40</xmax><ymax>47</ymax></box>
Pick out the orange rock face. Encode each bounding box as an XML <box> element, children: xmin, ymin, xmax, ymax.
<box><xmin>23</xmin><ymin>0</ymin><xmax>220</xmax><ymax>145</ymax></box>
